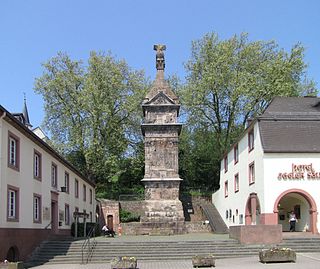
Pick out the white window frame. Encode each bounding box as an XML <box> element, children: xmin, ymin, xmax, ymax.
<box><xmin>51</xmin><ymin>163</ymin><xmax>58</xmax><ymax>188</ymax></box>
<box><xmin>34</xmin><ymin>150</ymin><xmax>42</xmax><ymax>180</ymax></box>
<box><xmin>224</xmin><ymin>180</ymin><xmax>228</xmax><ymax>197</ymax></box>
<box><xmin>248</xmin><ymin>129</ymin><xmax>254</xmax><ymax>151</ymax></box>
<box><xmin>64</xmin><ymin>172</ymin><xmax>70</xmax><ymax>194</ymax></box>
<box><xmin>234</xmin><ymin>144</ymin><xmax>239</xmax><ymax>164</ymax></box>
<box><xmin>249</xmin><ymin>162</ymin><xmax>255</xmax><ymax>185</ymax></box>
<box><xmin>234</xmin><ymin>173</ymin><xmax>239</xmax><ymax>192</ymax></box>
<box><xmin>224</xmin><ymin>156</ymin><xmax>228</xmax><ymax>173</ymax></box>
<box><xmin>83</xmin><ymin>184</ymin><xmax>86</xmax><ymax>202</ymax></box>
<box><xmin>75</xmin><ymin>179</ymin><xmax>79</xmax><ymax>198</ymax></box>
<box><xmin>8</xmin><ymin>132</ymin><xmax>19</xmax><ymax>170</ymax></box>
<box><xmin>7</xmin><ymin>185</ymin><xmax>19</xmax><ymax>221</ymax></box>
<box><xmin>33</xmin><ymin>194</ymin><xmax>41</xmax><ymax>223</ymax></box>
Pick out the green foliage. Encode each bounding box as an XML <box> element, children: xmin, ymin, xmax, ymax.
<box><xmin>34</xmin><ymin>52</ymin><xmax>148</xmax><ymax>186</ymax></box>
<box><xmin>119</xmin><ymin>208</ymin><xmax>140</xmax><ymax>223</ymax></box>
<box><xmin>180</xmin><ymin>32</ymin><xmax>317</xmax><ymax>156</ymax></box>
<box><xmin>34</xmin><ymin>34</ymin><xmax>317</xmax><ymax>196</ymax></box>
<box><xmin>178</xmin><ymin>32</ymin><xmax>317</xmax><ymax>190</ymax></box>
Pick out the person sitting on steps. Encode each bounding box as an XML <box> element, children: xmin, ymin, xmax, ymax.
<box><xmin>102</xmin><ymin>224</ymin><xmax>115</xmax><ymax>237</ymax></box>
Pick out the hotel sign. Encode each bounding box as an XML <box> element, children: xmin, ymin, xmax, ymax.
<box><xmin>278</xmin><ymin>163</ymin><xmax>320</xmax><ymax>180</ymax></box>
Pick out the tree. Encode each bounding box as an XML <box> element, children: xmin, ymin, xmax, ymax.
<box><xmin>179</xmin><ymin>32</ymin><xmax>317</xmax><ymax>190</ymax></box>
<box><xmin>34</xmin><ymin>52</ymin><xmax>148</xmax><ymax>189</ymax></box>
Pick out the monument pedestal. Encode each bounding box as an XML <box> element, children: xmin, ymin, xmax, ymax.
<box><xmin>140</xmin><ymin>179</ymin><xmax>185</xmax><ymax>234</ymax></box>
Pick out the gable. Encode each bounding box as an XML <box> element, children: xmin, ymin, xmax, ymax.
<box><xmin>146</xmin><ymin>91</ymin><xmax>175</xmax><ymax>105</ymax></box>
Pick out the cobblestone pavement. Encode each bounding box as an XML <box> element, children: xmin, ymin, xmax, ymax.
<box><xmin>30</xmin><ymin>253</ymin><xmax>320</xmax><ymax>269</ymax></box>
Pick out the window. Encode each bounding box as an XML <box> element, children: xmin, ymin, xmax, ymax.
<box><xmin>234</xmin><ymin>173</ymin><xmax>239</xmax><ymax>192</ymax></box>
<box><xmin>83</xmin><ymin>184</ymin><xmax>86</xmax><ymax>201</ymax></box>
<box><xmin>33</xmin><ymin>150</ymin><xmax>42</xmax><ymax>180</ymax></box>
<box><xmin>90</xmin><ymin>212</ymin><xmax>92</xmax><ymax>222</ymax></box>
<box><xmin>33</xmin><ymin>194</ymin><xmax>42</xmax><ymax>223</ymax></box>
<box><xmin>89</xmin><ymin>189</ymin><xmax>93</xmax><ymax>204</ymax></box>
<box><xmin>7</xmin><ymin>185</ymin><xmax>19</xmax><ymax>221</ymax></box>
<box><xmin>248</xmin><ymin>129</ymin><xmax>254</xmax><ymax>152</ymax></box>
<box><xmin>75</xmin><ymin>179</ymin><xmax>79</xmax><ymax>198</ymax></box>
<box><xmin>224</xmin><ymin>180</ymin><xmax>228</xmax><ymax>197</ymax></box>
<box><xmin>249</xmin><ymin>162</ymin><xmax>255</xmax><ymax>185</ymax></box>
<box><xmin>64</xmin><ymin>172</ymin><xmax>70</xmax><ymax>194</ymax></box>
<box><xmin>224</xmin><ymin>156</ymin><xmax>228</xmax><ymax>173</ymax></box>
<box><xmin>51</xmin><ymin>163</ymin><xmax>57</xmax><ymax>188</ymax></box>
<box><xmin>65</xmin><ymin>204</ymin><xmax>70</xmax><ymax>225</ymax></box>
<box><xmin>234</xmin><ymin>144</ymin><xmax>239</xmax><ymax>164</ymax></box>
<box><xmin>8</xmin><ymin>132</ymin><xmax>20</xmax><ymax>171</ymax></box>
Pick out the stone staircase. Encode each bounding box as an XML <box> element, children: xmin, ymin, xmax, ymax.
<box><xmin>199</xmin><ymin>201</ymin><xmax>228</xmax><ymax>234</ymax></box>
<box><xmin>25</xmin><ymin>236</ymin><xmax>320</xmax><ymax>267</ymax></box>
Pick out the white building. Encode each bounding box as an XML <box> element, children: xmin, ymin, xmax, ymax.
<box><xmin>212</xmin><ymin>97</ymin><xmax>320</xmax><ymax>234</ymax></box>
<box><xmin>0</xmin><ymin>102</ymin><xmax>96</xmax><ymax>261</ymax></box>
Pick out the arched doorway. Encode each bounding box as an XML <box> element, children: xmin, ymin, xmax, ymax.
<box><xmin>273</xmin><ymin>189</ymin><xmax>318</xmax><ymax>234</ymax></box>
<box><xmin>6</xmin><ymin>246</ymin><xmax>19</xmax><ymax>262</ymax></box>
<box><xmin>245</xmin><ymin>193</ymin><xmax>261</xmax><ymax>225</ymax></box>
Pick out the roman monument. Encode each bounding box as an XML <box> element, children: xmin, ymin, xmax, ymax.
<box><xmin>140</xmin><ymin>45</ymin><xmax>185</xmax><ymax>234</ymax></box>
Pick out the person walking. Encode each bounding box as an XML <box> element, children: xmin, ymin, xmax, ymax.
<box><xmin>289</xmin><ymin>211</ymin><xmax>298</xmax><ymax>232</ymax></box>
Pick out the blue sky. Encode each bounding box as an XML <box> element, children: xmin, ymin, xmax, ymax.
<box><xmin>1</xmin><ymin>0</ymin><xmax>319</xmax><ymax>128</ymax></box>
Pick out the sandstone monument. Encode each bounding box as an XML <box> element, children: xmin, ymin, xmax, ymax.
<box><xmin>140</xmin><ymin>45</ymin><xmax>185</xmax><ymax>234</ymax></box>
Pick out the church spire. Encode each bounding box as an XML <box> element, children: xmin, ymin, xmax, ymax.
<box><xmin>23</xmin><ymin>93</ymin><xmax>32</xmax><ymax>129</ymax></box>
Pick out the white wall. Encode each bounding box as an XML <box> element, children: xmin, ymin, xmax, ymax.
<box><xmin>212</xmin><ymin>119</ymin><xmax>320</xmax><ymax>231</ymax></box>
<box><xmin>212</xmin><ymin>122</ymin><xmax>265</xmax><ymax>227</ymax></box>
<box><xmin>0</xmin><ymin>118</ymin><xmax>96</xmax><ymax>229</ymax></box>
<box><xmin>263</xmin><ymin>153</ymin><xmax>320</xmax><ymax>231</ymax></box>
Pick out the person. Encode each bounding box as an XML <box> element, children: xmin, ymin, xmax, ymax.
<box><xmin>102</xmin><ymin>224</ymin><xmax>115</xmax><ymax>237</ymax></box>
<box><xmin>289</xmin><ymin>211</ymin><xmax>298</xmax><ymax>232</ymax></box>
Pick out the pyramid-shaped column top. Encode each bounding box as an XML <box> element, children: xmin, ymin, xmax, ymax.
<box><xmin>143</xmin><ymin>45</ymin><xmax>179</xmax><ymax>105</ymax></box>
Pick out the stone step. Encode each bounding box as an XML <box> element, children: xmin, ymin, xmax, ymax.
<box><xmin>27</xmin><ymin>236</ymin><xmax>320</xmax><ymax>267</ymax></box>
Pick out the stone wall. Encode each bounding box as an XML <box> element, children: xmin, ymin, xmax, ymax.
<box><xmin>229</xmin><ymin>225</ymin><xmax>283</xmax><ymax>244</ymax></box>
<box><xmin>185</xmin><ymin>221</ymin><xmax>212</xmax><ymax>233</ymax></box>
<box><xmin>99</xmin><ymin>199</ymin><xmax>120</xmax><ymax>231</ymax></box>
<box><xmin>120</xmin><ymin>201</ymin><xmax>145</xmax><ymax>217</ymax></box>
<box><xmin>0</xmin><ymin>228</ymin><xmax>51</xmax><ymax>262</ymax></box>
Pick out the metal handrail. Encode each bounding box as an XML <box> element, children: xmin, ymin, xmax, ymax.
<box><xmin>44</xmin><ymin>221</ymin><xmax>53</xmax><ymax>229</ymax></box>
<box><xmin>81</xmin><ymin>223</ymin><xmax>98</xmax><ymax>264</ymax></box>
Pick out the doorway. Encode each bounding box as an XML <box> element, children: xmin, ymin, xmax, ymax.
<box><xmin>107</xmin><ymin>215</ymin><xmax>114</xmax><ymax>230</ymax></box>
<box><xmin>274</xmin><ymin>189</ymin><xmax>317</xmax><ymax>233</ymax></box>
<box><xmin>51</xmin><ymin>200</ymin><xmax>58</xmax><ymax>234</ymax></box>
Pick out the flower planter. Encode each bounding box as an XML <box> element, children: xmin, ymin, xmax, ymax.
<box><xmin>0</xmin><ymin>262</ymin><xmax>24</xmax><ymax>269</ymax></box>
<box><xmin>111</xmin><ymin>256</ymin><xmax>137</xmax><ymax>269</ymax></box>
<box><xmin>259</xmin><ymin>247</ymin><xmax>296</xmax><ymax>263</ymax></box>
<box><xmin>192</xmin><ymin>255</ymin><xmax>215</xmax><ymax>268</ymax></box>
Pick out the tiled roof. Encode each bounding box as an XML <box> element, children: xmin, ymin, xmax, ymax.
<box><xmin>258</xmin><ymin>97</ymin><xmax>320</xmax><ymax>153</ymax></box>
<box><xmin>260</xmin><ymin>96</ymin><xmax>320</xmax><ymax>119</ymax></box>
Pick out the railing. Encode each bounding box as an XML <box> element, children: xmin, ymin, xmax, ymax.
<box><xmin>81</xmin><ymin>223</ymin><xmax>98</xmax><ymax>264</ymax></box>
<box><xmin>44</xmin><ymin>221</ymin><xmax>52</xmax><ymax>229</ymax></box>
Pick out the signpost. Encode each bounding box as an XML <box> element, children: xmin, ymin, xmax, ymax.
<box><xmin>73</xmin><ymin>211</ymin><xmax>89</xmax><ymax>238</ymax></box>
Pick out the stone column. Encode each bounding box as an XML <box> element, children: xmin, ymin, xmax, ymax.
<box><xmin>250</xmin><ymin>193</ymin><xmax>257</xmax><ymax>225</ymax></box>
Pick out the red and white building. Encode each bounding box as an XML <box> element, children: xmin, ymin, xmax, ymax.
<box><xmin>212</xmin><ymin>97</ymin><xmax>320</xmax><ymax>234</ymax></box>
<box><xmin>0</xmin><ymin>102</ymin><xmax>96</xmax><ymax>261</ymax></box>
